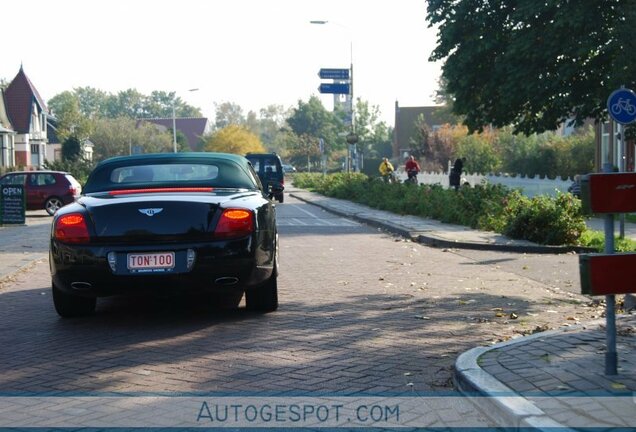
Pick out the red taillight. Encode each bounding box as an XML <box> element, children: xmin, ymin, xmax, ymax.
<box><xmin>54</xmin><ymin>213</ymin><xmax>90</xmax><ymax>244</ymax></box>
<box><xmin>214</xmin><ymin>209</ymin><xmax>254</xmax><ymax>239</ymax></box>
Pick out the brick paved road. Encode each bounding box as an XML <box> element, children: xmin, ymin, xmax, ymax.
<box><xmin>0</xmin><ymin>196</ymin><xmax>603</xmax><ymax>427</ymax></box>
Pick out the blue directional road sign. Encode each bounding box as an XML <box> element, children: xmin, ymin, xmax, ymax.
<box><xmin>319</xmin><ymin>68</ymin><xmax>350</xmax><ymax>80</ymax></box>
<box><xmin>607</xmin><ymin>88</ymin><xmax>636</xmax><ymax>124</ymax></box>
<box><xmin>319</xmin><ymin>83</ymin><xmax>350</xmax><ymax>94</ymax></box>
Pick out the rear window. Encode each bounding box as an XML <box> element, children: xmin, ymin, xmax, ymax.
<box><xmin>110</xmin><ymin>164</ymin><xmax>219</xmax><ymax>184</ymax></box>
<box><xmin>83</xmin><ymin>159</ymin><xmax>257</xmax><ymax>193</ymax></box>
<box><xmin>246</xmin><ymin>155</ymin><xmax>282</xmax><ymax>174</ymax></box>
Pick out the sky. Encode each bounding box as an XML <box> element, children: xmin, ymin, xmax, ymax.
<box><xmin>1</xmin><ymin>0</ymin><xmax>442</xmax><ymax>127</ymax></box>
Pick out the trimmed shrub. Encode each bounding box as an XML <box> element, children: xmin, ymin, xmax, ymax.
<box><xmin>292</xmin><ymin>173</ymin><xmax>587</xmax><ymax>245</ymax></box>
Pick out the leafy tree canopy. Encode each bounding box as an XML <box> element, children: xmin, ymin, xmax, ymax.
<box><xmin>203</xmin><ymin>125</ymin><xmax>265</xmax><ymax>155</ymax></box>
<box><xmin>427</xmin><ymin>0</ymin><xmax>636</xmax><ymax>134</ymax></box>
<box><xmin>287</xmin><ymin>96</ymin><xmax>341</xmax><ymax>152</ymax></box>
<box><xmin>62</xmin><ymin>135</ymin><xmax>82</xmax><ymax>161</ymax></box>
<box><xmin>47</xmin><ymin>91</ymin><xmax>94</xmax><ymax>142</ymax></box>
<box><xmin>352</xmin><ymin>99</ymin><xmax>392</xmax><ymax>159</ymax></box>
<box><xmin>49</xmin><ymin>87</ymin><xmax>202</xmax><ymax>120</ymax></box>
<box><xmin>214</xmin><ymin>101</ymin><xmax>246</xmax><ymax>129</ymax></box>
<box><xmin>90</xmin><ymin>117</ymin><xmax>173</xmax><ymax>161</ymax></box>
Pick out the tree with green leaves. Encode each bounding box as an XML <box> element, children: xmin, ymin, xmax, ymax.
<box><xmin>427</xmin><ymin>0</ymin><xmax>636</xmax><ymax>134</ymax></box>
<box><xmin>214</xmin><ymin>102</ymin><xmax>246</xmax><ymax>129</ymax></box>
<box><xmin>62</xmin><ymin>135</ymin><xmax>82</xmax><ymax>161</ymax></box>
<box><xmin>47</xmin><ymin>91</ymin><xmax>94</xmax><ymax>143</ymax></box>
<box><xmin>287</xmin><ymin>96</ymin><xmax>341</xmax><ymax>153</ymax></box>
<box><xmin>352</xmin><ymin>99</ymin><xmax>392</xmax><ymax>159</ymax></box>
<box><xmin>90</xmin><ymin>117</ymin><xmax>173</xmax><ymax>161</ymax></box>
<box><xmin>203</xmin><ymin>125</ymin><xmax>265</xmax><ymax>155</ymax></box>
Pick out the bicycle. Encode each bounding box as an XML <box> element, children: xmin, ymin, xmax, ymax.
<box><xmin>376</xmin><ymin>172</ymin><xmax>397</xmax><ymax>184</ymax></box>
<box><xmin>404</xmin><ymin>170</ymin><xmax>419</xmax><ymax>185</ymax></box>
<box><xmin>611</xmin><ymin>98</ymin><xmax>636</xmax><ymax>116</ymax></box>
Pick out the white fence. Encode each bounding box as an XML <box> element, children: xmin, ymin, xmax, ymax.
<box><xmin>395</xmin><ymin>170</ymin><xmax>575</xmax><ymax>198</ymax></box>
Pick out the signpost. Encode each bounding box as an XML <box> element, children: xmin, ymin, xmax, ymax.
<box><xmin>317</xmin><ymin>65</ymin><xmax>355</xmax><ymax>171</ymax></box>
<box><xmin>318</xmin><ymin>68</ymin><xmax>350</xmax><ymax>80</ymax></box>
<box><xmin>318</xmin><ymin>83</ymin><xmax>350</xmax><ymax>95</ymax></box>
<box><xmin>607</xmin><ymin>88</ymin><xmax>636</xmax><ymax>125</ymax></box>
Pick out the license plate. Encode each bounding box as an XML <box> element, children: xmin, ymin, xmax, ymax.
<box><xmin>127</xmin><ymin>252</ymin><xmax>175</xmax><ymax>272</ymax></box>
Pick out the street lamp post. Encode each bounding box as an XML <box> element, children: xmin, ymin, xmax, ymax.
<box><xmin>310</xmin><ymin>20</ymin><xmax>357</xmax><ymax>172</ymax></box>
<box><xmin>172</xmin><ymin>88</ymin><xmax>199</xmax><ymax>153</ymax></box>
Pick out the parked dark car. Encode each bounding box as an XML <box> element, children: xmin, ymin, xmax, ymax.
<box><xmin>0</xmin><ymin>170</ymin><xmax>82</xmax><ymax>215</ymax></box>
<box><xmin>245</xmin><ymin>153</ymin><xmax>285</xmax><ymax>203</ymax></box>
<box><xmin>282</xmin><ymin>163</ymin><xmax>297</xmax><ymax>173</ymax></box>
<box><xmin>49</xmin><ymin>152</ymin><xmax>280</xmax><ymax>317</ymax></box>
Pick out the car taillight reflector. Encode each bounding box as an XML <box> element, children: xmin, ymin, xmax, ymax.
<box><xmin>54</xmin><ymin>213</ymin><xmax>90</xmax><ymax>243</ymax></box>
<box><xmin>109</xmin><ymin>187</ymin><xmax>214</xmax><ymax>196</ymax></box>
<box><xmin>215</xmin><ymin>209</ymin><xmax>254</xmax><ymax>238</ymax></box>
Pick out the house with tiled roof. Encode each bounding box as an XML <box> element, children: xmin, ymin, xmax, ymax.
<box><xmin>136</xmin><ymin>117</ymin><xmax>211</xmax><ymax>151</ymax></box>
<box><xmin>2</xmin><ymin>66</ymin><xmax>50</xmax><ymax>168</ymax></box>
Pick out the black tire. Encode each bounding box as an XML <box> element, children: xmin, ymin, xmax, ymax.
<box><xmin>52</xmin><ymin>282</ymin><xmax>96</xmax><ymax>317</ymax></box>
<box><xmin>245</xmin><ymin>274</ymin><xmax>278</xmax><ymax>312</ymax></box>
<box><xmin>245</xmin><ymin>245</ymin><xmax>278</xmax><ymax>312</ymax></box>
<box><xmin>45</xmin><ymin>197</ymin><xmax>64</xmax><ymax>216</ymax></box>
<box><xmin>277</xmin><ymin>193</ymin><xmax>284</xmax><ymax>203</ymax></box>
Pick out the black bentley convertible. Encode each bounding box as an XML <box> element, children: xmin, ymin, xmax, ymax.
<box><xmin>49</xmin><ymin>152</ymin><xmax>281</xmax><ymax>317</ymax></box>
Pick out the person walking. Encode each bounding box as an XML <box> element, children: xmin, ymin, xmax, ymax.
<box><xmin>449</xmin><ymin>158</ymin><xmax>464</xmax><ymax>191</ymax></box>
<box><xmin>378</xmin><ymin>157</ymin><xmax>395</xmax><ymax>183</ymax></box>
<box><xmin>405</xmin><ymin>155</ymin><xmax>421</xmax><ymax>184</ymax></box>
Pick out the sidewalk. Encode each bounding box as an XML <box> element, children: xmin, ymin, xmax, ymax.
<box><xmin>0</xmin><ymin>210</ymin><xmax>51</xmax><ymax>284</ymax></box>
<box><xmin>289</xmin><ymin>188</ymin><xmax>636</xmax><ymax>430</ymax></box>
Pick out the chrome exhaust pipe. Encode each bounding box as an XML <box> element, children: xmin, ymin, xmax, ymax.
<box><xmin>71</xmin><ymin>282</ymin><xmax>92</xmax><ymax>290</ymax></box>
<box><xmin>215</xmin><ymin>277</ymin><xmax>239</xmax><ymax>286</ymax></box>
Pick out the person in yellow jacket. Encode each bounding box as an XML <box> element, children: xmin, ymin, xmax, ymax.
<box><xmin>378</xmin><ymin>157</ymin><xmax>395</xmax><ymax>183</ymax></box>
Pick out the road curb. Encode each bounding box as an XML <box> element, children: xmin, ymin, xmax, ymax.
<box><xmin>454</xmin><ymin>329</ymin><xmax>576</xmax><ymax>431</ymax></box>
<box><xmin>414</xmin><ymin>233</ymin><xmax>592</xmax><ymax>254</ymax></box>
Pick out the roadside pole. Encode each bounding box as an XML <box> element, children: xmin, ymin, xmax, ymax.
<box><xmin>602</xmin><ymin>163</ymin><xmax>618</xmax><ymax>375</ymax></box>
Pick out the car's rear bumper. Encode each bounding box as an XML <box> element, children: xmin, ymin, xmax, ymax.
<box><xmin>50</xmin><ymin>239</ymin><xmax>274</xmax><ymax>298</ymax></box>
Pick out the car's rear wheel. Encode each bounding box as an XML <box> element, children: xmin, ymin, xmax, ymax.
<box><xmin>245</xmin><ymin>275</ymin><xmax>278</xmax><ymax>312</ymax></box>
<box><xmin>52</xmin><ymin>282</ymin><xmax>96</xmax><ymax>317</ymax></box>
<box><xmin>245</xmin><ymin>250</ymin><xmax>278</xmax><ymax>312</ymax></box>
<box><xmin>277</xmin><ymin>193</ymin><xmax>284</xmax><ymax>203</ymax></box>
<box><xmin>45</xmin><ymin>197</ymin><xmax>64</xmax><ymax>215</ymax></box>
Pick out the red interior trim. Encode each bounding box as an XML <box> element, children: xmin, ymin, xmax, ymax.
<box><xmin>109</xmin><ymin>187</ymin><xmax>214</xmax><ymax>196</ymax></box>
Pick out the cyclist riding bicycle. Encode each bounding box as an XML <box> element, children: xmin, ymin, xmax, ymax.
<box><xmin>378</xmin><ymin>157</ymin><xmax>395</xmax><ymax>183</ymax></box>
<box><xmin>405</xmin><ymin>155</ymin><xmax>421</xmax><ymax>184</ymax></box>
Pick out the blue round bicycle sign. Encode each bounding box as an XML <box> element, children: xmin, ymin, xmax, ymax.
<box><xmin>608</xmin><ymin>88</ymin><xmax>636</xmax><ymax>124</ymax></box>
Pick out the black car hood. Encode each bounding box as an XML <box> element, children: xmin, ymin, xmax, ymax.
<box><xmin>76</xmin><ymin>190</ymin><xmax>258</xmax><ymax>241</ymax></box>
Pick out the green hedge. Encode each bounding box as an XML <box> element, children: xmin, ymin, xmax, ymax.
<box><xmin>292</xmin><ymin>173</ymin><xmax>586</xmax><ymax>246</ymax></box>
